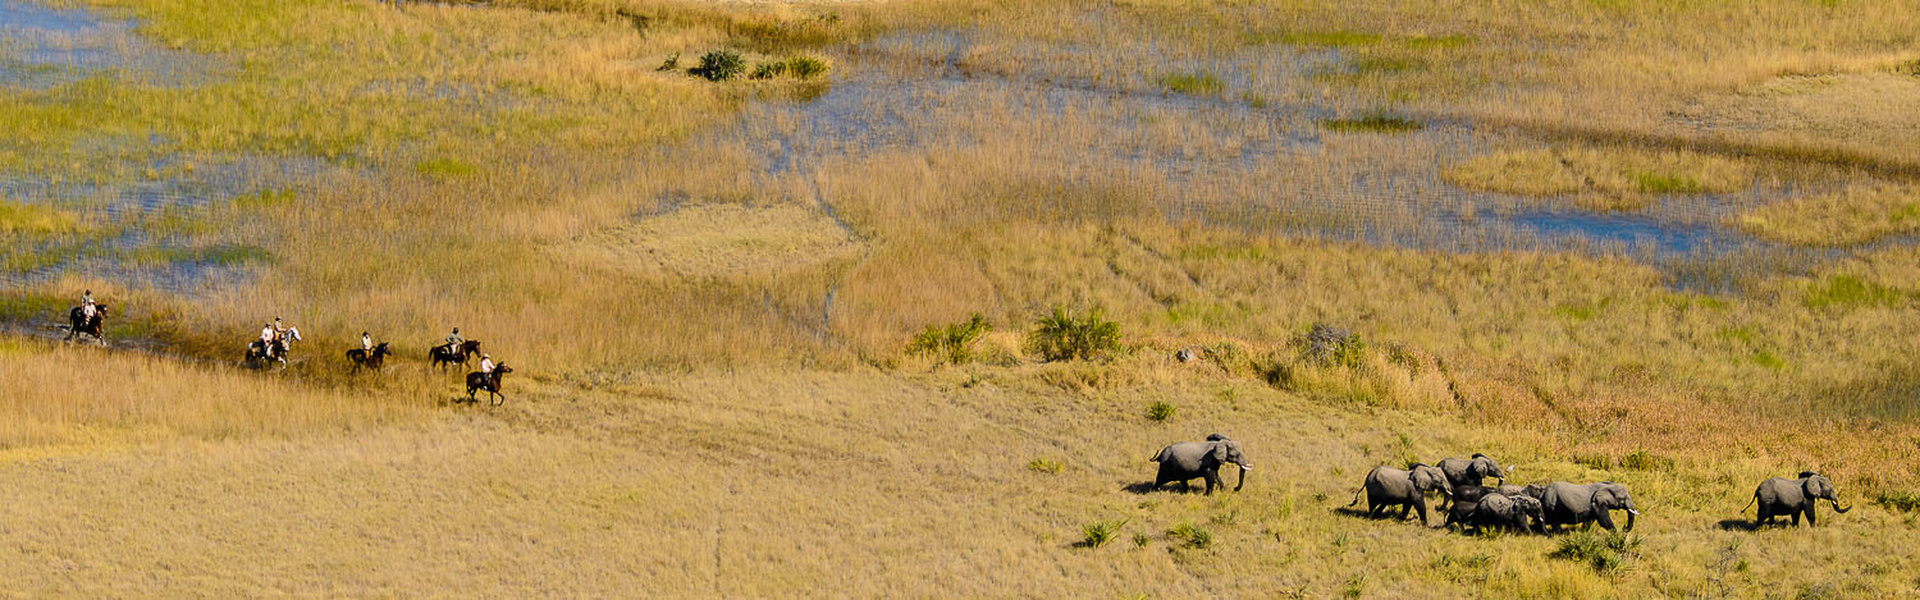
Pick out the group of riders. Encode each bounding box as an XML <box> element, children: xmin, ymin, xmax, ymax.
<box><xmin>74</xmin><ymin>291</ymin><xmax>498</xmax><ymax>378</ymax></box>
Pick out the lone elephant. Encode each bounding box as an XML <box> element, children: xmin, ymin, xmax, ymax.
<box><xmin>1541</xmin><ymin>481</ymin><xmax>1639</xmax><ymax>532</ymax></box>
<box><xmin>1149</xmin><ymin>434</ymin><xmax>1251</xmax><ymax>494</ymax></box>
<box><xmin>1747</xmin><ymin>471</ymin><xmax>1850</xmax><ymax>527</ymax></box>
<box><xmin>1349</xmin><ymin>463</ymin><xmax>1453</xmax><ymax>526</ymax></box>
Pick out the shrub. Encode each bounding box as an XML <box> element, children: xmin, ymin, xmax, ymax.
<box><xmin>1300</xmin><ymin>324</ymin><xmax>1365</xmax><ymax>367</ymax></box>
<box><xmin>655</xmin><ymin>51</ymin><xmax>679</xmax><ymax>72</ymax></box>
<box><xmin>1145</xmin><ymin>401</ymin><xmax>1176</xmax><ymax>422</ymax></box>
<box><xmin>1620</xmin><ymin>450</ymin><xmax>1673</xmax><ymax>471</ymax></box>
<box><xmin>1874</xmin><ymin>490</ymin><xmax>1920</xmax><ymax>512</ymax></box>
<box><xmin>1079</xmin><ymin>519</ymin><xmax>1127</xmax><ymax>548</ymax></box>
<box><xmin>1026</xmin><ymin>458</ymin><xmax>1063</xmax><ymax>474</ymax></box>
<box><xmin>786</xmin><ymin>55</ymin><xmax>829</xmax><ymax>79</ymax></box>
<box><xmin>749</xmin><ymin>61</ymin><xmax>787</xmax><ymax>80</ymax></box>
<box><xmin>1550</xmin><ymin>531</ymin><xmax>1640</xmax><ymax>574</ymax></box>
<box><xmin>1028</xmin><ymin>306</ymin><xmax>1121</xmax><ymax>362</ymax></box>
<box><xmin>1573</xmin><ymin>454</ymin><xmax>1613</xmax><ymax>471</ymax></box>
<box><xmin>689</xmin><ymin>49</ymin><xmax>745</xmax><ymax>81</ymax></box>
<box><xmin>908</xmin><ymin>313</ymin><xmax>992</xmax><ymax>364</ymax></box>
<box><xmin>1167</xmin><ymin>522</ymin><xmax>1213</xmax><ymax>549</ymax></box>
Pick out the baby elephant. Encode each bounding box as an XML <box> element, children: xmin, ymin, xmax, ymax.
<box><xmin>1149</xmin><ymin>434</ymin><xmax>1251</xmax><ymax>494</ymax></box>
<box><xmin>1350</xmin><ymin>463</ymin><xmax>1453</xmax><ymax>526</ymax></box>
<box><xmin>1471</xmin><ymin>494</ymin><xmax>1546</xmax><ymax>534</ymax></box>
<box><xmin>1746</xmin><ymin>471</ymin><xmax>1851</xmax><ymax>527</ymax></box>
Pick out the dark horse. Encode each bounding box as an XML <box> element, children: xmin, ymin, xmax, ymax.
<box><xmin>463</xmin><ymin>364</ymin><xmax>512</xmax><ymax>406</ymax></box>
<box><xmin>346</xmin><ymin>342</ymin><xmax>392</xmax><ymax>374</ymax></box>
<box><xmin>65</xmin><ymin>305</ymin><xmax>109</xmax><ymax>345</ymax></box>
<box><xmin>431</xmin><ymin>340</ymin><xmax>481</xmax><ymax>371</ymax></box>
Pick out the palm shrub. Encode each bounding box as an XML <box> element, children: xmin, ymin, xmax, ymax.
<box><xmin>786</xmin><ymin>55</ymin><xmax>829</xmax><ymax>79</ymax></box>
<box><xmin>689</xmin><ymin>49</ymin><xmax>745</xmax><ymax>81</ymax></box>
<box><xmin>908</xmin><ymin>313</ymin><xmax>991</xmax><ymax>364</ymax></box>
<box><xmin>749</xmin><ymin>61</ymin><xmax>787</xmax><ymax>80</ymax></box>
<box><xmin>1028</xmin><ymin>306</ymin><xmax>1121</xmax><ymax>362</ymax></box>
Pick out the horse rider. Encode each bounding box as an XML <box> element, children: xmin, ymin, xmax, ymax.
<box><xmin>478</xmin><ymin>354</ymin><xmax>495</xmax><ymax>377</ymax></box>
<box><xmin>361</xmin><ymin>331</ymin><xmax>373</xmax><ymax>353</ymax></box>
<box><xmin>259</xmin><ymin>322</ymin><xmax>278</xmax><ymax>359</ymax></box>
<box><xmin>81</xmin><ymin>290</ymin><xmax>97</xmax><ymax>321</ymax></box>
<box><xmin>445</xmin><ymin>327</ymin><xmax>464</xmax><ymax>355</ymax></box>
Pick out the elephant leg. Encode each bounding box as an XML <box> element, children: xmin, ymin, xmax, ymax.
<box><xmin>1398</xmin><ymin>503</ymin><xmax>1412</xmax><ymax>520</ymax></box>
<box><xmin>1756</xmin><ymin>507</ymin><xmax>1771</xmax><ymax>526</ymax></box>
<box><xmin>1789</xmin><ymin>511</ymin><xmax>1800</xmax><ymax>526</ymax></box>
<box><xmin>1204</xmin><ymin>470</ymin><xmax>1221</xmax><ymax>495</ymax></box>
<box><xmin>1415</xmin><ymin>500</ymin><xmax>1430</xmax><ymax>527</ymax></box>
<box><xmin>1805</xmin><ymin>504</ymin><xmax>1817</xmax><ymax>527</ymax></box>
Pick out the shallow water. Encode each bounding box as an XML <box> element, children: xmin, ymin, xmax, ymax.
<box><xmin>0</xmin><ymin>0</ymin><xmax>209</xmax><ymax>89</ymax></box>
<box><xmin>745</xmin><ymin>27</ymin><xmax>1902</xmax><ymax>293</ymax></box>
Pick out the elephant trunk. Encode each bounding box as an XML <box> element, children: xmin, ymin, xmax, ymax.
<box><xmin>1829</xmin><ymin>498</ymin><xmax>1851</xmax><ymax>514</ymax></box>
<box><xmin>1624</xmin><ymin>506</ymin><xmax>1638</xmax><ymax>532</ymax></box>
<box><xmin>1234</xmin><ymin>463</ymin><xmax>1249</xmax><ymax>492</ymax></box>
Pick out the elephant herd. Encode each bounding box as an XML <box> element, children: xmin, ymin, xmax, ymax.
<box><xmin>1149</xmin><ymin>436</ymin><xmax>1852</xmax><ymax>534</ymax></box>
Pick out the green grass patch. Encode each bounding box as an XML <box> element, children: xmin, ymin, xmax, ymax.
<box><xmin>0</xmin><ymin>201</ymin><xmax>83</xmax><ymax>235</ymax></box>
<box><xmin>690</xmin><ymin>49</ymin><xmax>746</xmax><ymax>82</ymax></box>
<box><xmin>1167</xmin><ymin>522</ymin><xmax>1213</xmax><ymax>549</ymax></box>
<box><xmin>1873</xmin><ymin>490</ymin><xmax>1920</xmax><ymax>512</ymax></box>
<box><xmin>1620</xmin><ymin>450</ymin><xmax>1673</xmax><ymax>471</ymax></box>
<box><xmin>120</xmin><ymin>244</ymin><xmax>272</xmax><ymax>267</ymax></box>
<box><xmin>415</xmin><ymin>157</ymin><xmax>477</xmax><ymax>179</ymax></box>
<box><xmin>1804</xmin><ymin>275</ymin><xmax>1905</xmax><ymax>310</ymax></box>
<box><xmin>1251</xmin><ymin>30</ymin><xmax>1383</xmax><ymax>48</ymax></box>
<box><xmin>1347</xmin><ymin>55</ymin><xmax>1428</xmax><ymax>76</ymax></box>
<box><xmin>1156</xmin><ymin>72</ymin><xmax>1225</xmax><ymax>96</ymax></box>
<box><xmin>231</xmin><ymin>188</ymin><xmax>296</xmax><ymax>209</ymax></box>
<box><xmin>1320</xmin><ymin>112</ymin><xmax>1424</xmax><ymax>134</ymax></box>
<box><xmin>1550</xmin><ymin>531</ymin><xmax>1640</xmax><ymax>574</ymax></box>
<box><xmin>1145</xmin><ymin>401</ymin><xmax>1176</xmax><ymax>422</ymax></box>
<box><xmin>1028</xmin><ymin>306</ymin><xmax>1121</xmax><ymax>362</ymax></box>
<box><xmin>1403</xmin><ymin>34</ymin><xmax>1476</xmax><ymax>50</ymax></box>
<box><xmin>1026</xmin><ymin>458</ymin><xmax>1064</xmax><ymax>474</ymax></box>
<box><xmin>785</xmin><ymin>55</ymin><xmax>829</xmax><ymax>80</ymax></box>
<box><xmin>1632</xmin><ymin>172</ymin><xmax>1708</xmax><ymax>194</ymax></box>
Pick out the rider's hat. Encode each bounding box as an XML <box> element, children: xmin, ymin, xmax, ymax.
<box><xmin>453</xmin><ymin>327</ymin><xmax>460</xmax><ymax>333</ymax></box>
<box><xmin>482</xmin><ymin>354</ymin><xmax>490</xmax><ymax>359</ymax></box>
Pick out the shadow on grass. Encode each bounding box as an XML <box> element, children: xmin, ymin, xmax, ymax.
<box><xmin>1716</xmin><ymin>519</ymin><xmax>1758</xmax><ymax>532</ymax></box>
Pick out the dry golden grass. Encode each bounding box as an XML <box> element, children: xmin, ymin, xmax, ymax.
<box><xmin>5</xmin><ymin>0</ymin><xmax>1920</xmax><ymax>595</ymax></box>
<box><xmin>1443</xmin><ymin>147</ymin><xmax>1754</xmax><ymax>211</ymax></box>
<box><xmin>1736</xmin><ymin>182</ymin><xmax>1920</xmax><ymax>246</ymax></box>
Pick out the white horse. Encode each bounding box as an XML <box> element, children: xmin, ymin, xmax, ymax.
<box><xmin>246</xmin><ymin>326</ymin><xmax>303</xmax><ymax>367</ymax></box>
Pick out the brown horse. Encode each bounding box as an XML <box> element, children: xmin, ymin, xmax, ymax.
<box><xmin>431</xmin><ymin>340</ymin><xmax>481</xmax><ymax>371</ymax></box>
<box><xmin>464</xmin><ymin>364</ymin><xmax>512</xmax><ymax>406</ymax></box>
<box><xmin>347</xmin><ymin>342</ymin><xmax>391</xmax><ymax>374</ymax></box>
<box><xmin>65</xmin><ymin>305</ymin><xmax>108</xmax><ymax>345</ymax></box>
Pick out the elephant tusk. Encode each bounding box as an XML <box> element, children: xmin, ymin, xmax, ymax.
<box><xmin>1240</xmin><ymin>465</ymin><xmax>1252</xmax><ymax>471</ymax></box>
<box><xmin>1626</xmin><ymin>508</ymin><xmax>1641</xmax><ymax>516</ymax></box>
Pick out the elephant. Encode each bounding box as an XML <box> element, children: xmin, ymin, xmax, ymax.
<box><xmin>1149</xmin><ymin>434</ymin><xmax>1251</xmax><ymax>494</ymax></box>
<box><xmin>1348</xmin><ymin>463</ymin><xmax>1453</xmax><ymax>526</ymax></box>
<box><xmin>1498</xmin><ymin>483</ymin><xmax>1548</xmax><ymax>501</ymax></box>
<box><xmin>1540</xmin><ymin>481</ymin><xmax>1639</xmax><ymax>532</ymax></box>
<box><xmin>1438</xmin><ymin>453</ymin><xmax>1507</xmax><ymax>489</ymax></box>
<box><xmin>1471</xmin><ymin>494</ymin><xmax>1546</xmax><ymax>534</ymax></box>
<box><xmin>1745</xmin><ymin>471</ymin><xmax>1850</xmax><ymax>527</ymax></box>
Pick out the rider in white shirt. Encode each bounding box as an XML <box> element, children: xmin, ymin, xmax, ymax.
<box><xmin>362</xmin><ymin>331</ymin><xmax>373</xmax><ymax>352</ymax></box>
<box><xmin>259</xmin><ymin>323</ymin><xmax>277</xmax><ymax>358</ymax></box>
<box><xmin>81</xmin><ymin>290</ymin><xmax>96</xmax><ymax>320</ymax></box>
<box><xmin>479</xmin><ymin>354</ymin><xmax>495</xmax><ymax>375</ymax></box>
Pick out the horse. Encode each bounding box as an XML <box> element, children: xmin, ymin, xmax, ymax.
<box><xmin>64</xmin><ymin>304</ymin><xmax>109</xmax><ymax>345</ymax></box>
<box><xmin>431</xmin><ymin>340</ymin><xmax>481</xmax><ymax>371</ymax></box>
<box><xmin>464</xmin><ymin>363</ymin><xmax>512</xmax><ymax>406</ymax></box>
<box><xmin>346</xmin><ymin>342</ymin><xmax>391</xmax><ymax>374</ymax></box>
<box><xmin>244</xmin><ymin>326</ymin><xmax>302</xmax><ymax>368</ymax></box>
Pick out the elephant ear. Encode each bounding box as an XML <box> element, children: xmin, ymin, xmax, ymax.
<box><xmin>1207</xmin><ymin>443</ymin><xmax>1229</xmax><ymax>465</ymax></box>
<box><xmin>1589</xmin><ymin>486</ymin><xmax>1615</xmax><ymax>509</ymax></box>
<box><xmin>1798</xmin><ymin>471</ymin><xmax>1817</xmax><ymax>479</ymax></box>
<box><xmin>1206</xmin><ymin>433</ymin><xmax>1230</xmax><ymax>442</ymax></box>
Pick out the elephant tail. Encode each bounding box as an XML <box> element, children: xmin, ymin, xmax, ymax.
<box><xmin>1740</xmin><ymin>495</ymin><xmax>1756</xmax><ymax>514</ymax></box>
<box><xmin>1148</xmin><ymin>447</ymin><xmax>1169</xmax><ymax>463</ymax></box>
<box><xmin>1347</xmin><ymin>487</ymin><xmax>1365</xmax><ymax>507</ymax></box>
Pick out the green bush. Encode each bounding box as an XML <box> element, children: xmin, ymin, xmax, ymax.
<box><xmin>1026</xmin><ymin>458</ymin><xmax>1063</xmax><ymax>474</ymax></box>
<box><xmin>1320</xmin><ymin>111</ymin><xmax>1424</xmax><ymax>134</ymax></box>
<box><xmin>908</xmin><ymin>313</ymin><xmax>991</xmax><ymax>364</ymax></box>
<box><xmin>1874</xmin><ymin>490</ymin><xmax>1920</xmax><ymax>512</ymax></box>
<box><xmin>1079</xmin><ymin>519</ymin><xmax>1127</xmax><ymax>548</ymax></box>
<box><xmin>689</xmin><ymin>49</ymin><xmax>746</xmax><ymax>82</ymax></box>
<box><xmin>1550</xmin><ymin>531</ymin><xmax>1640</xmax><ymax>573</ymax></box>
<box><xmin>1028</xmin><ymin>306</ymin><xmax>1122</xmax><ymax>362</ymax></box>
<box><xmin>1167</xmin><ymin>522</ymin><xmax>1213</xmax><ymax>549</ymax></box>
<box><xmin>749</xmin><ymin>61</ymin><xmax>787</xmax><ymax>80</ymax></box>
<box><xmin>786</xmin><ymin>55</ymin><xmax>829</xmax><ymax>79</ymax></box>
<box><xmin>1145</xmin><ymin>401</ymin><xmax>1176</xmax><ymax>422</ymax></box>
<box><xmin>1620</xmin><ymin>450</ymin><xmax>1673</xmax><ymax>472</ymax></box>
<box><xmin>1156</xmin><ymin>72</ymin><xmax>1225</xmax><ymax>96</ymax></box>
<box><xmin>655</xmin><ymin>51</ymin><xmax>679</xmax><ymax>72</ymax></box>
